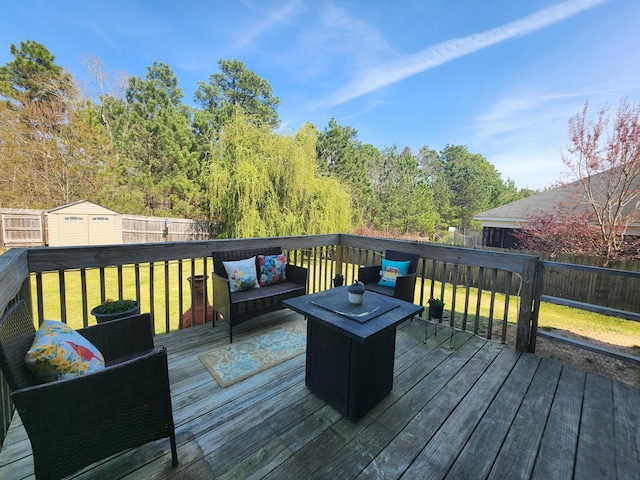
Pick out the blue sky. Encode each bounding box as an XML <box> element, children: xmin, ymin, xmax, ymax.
<box><xmin>2</xmin><ymin>0</ymin><xmax>639</xmax><ymax>190</ymax></box>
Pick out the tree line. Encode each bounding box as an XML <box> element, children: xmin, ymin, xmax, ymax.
<box><xmin>0</xmin><ymin>40</ymin><xmax>532</xmax><ymax>239</ymax></box>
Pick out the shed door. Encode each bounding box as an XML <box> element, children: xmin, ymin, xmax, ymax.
<box><xmin>62</xmin><ymin>216</ymin><xmax>88</xmax><ymax>246</ymax></box>
<box><xmin>89</xmin><ymin>216</ymin><xmax>112</xmax><ymax>245</ymax></box>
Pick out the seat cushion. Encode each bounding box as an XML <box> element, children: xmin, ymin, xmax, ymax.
<box><xmin>25</xmin><ymin>320</ymin><xmax>105</xmax><ymax>381</ymax></box>
<box><xmin>230</xmin><ymin>280</ymin><xmax>305</xmax><ymax>304</ymax></box>
<box><xmin>364</xmin><ymin>282</ymin><xmax>396</xmax><ymax>298</ymax></box>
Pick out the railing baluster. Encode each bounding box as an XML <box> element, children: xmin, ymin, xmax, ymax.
<box><xmin>429</xmin><ymin>260</ymin><xmax>437</xmax><ymax>300</ymax></box>
<box><xmin>450</xmin><ymin>264</ymin><xmax>459</xmax><ymax>328</ymax></box>
<box><xmin>149</xmin><ymin>262</ymin><xmax>155</xmax><ymax>331</ymax></box>
<box><xmin>164</xmin><ymin>260</ymin><xmax>170</xmax><ymax>333</ymax></box>
<box><xmin>204</xmin><ymin>256</ymin><xmax>210</xmax><ymax>325</ymax></box>
<box><xmin>178</xmin><ymin>259</ymin><xmax>184</xmax><ymax>330</ymax></box>
<box><xmin>117</xmin><ymin>265</ymin><xmax>124</xmax><ymax>299</ymax></box>
<box><xmin>325</xmin><ymin>246</ymin><xmax>330</xmax><ymax>290</ymax></box>
<box><xmin>36</xmin><ymin>272</ymin><xmax>44</xmax><ymax>325</ymax></box>
<box><xmin>328</xmin><ymin>246</ymin><xmax>335</xmax><ymax>288</ymax></box>
<box><xmin>439</xmin><ymin>262</ymin><xmax>447</xmax><ymax>301</ymax></box>
<box><xmin>418</xmin><ymin>258</ymin><xmax>426</xmax><ymax>308</ymax></box>
<box><xmin>462</xmin><ymin>266</ymin><xmax>471</xmax><ymax>331</ymax></box>
<box><xmin>318</xmin><ymin>246</ymin><xmax>325</xmax><ymax>290</ymax></box>
<box><xmin>474</xmin><ymin>267</ymin><xmax>484</xmax><ymax>334</ymax></box>
<box><xmin>135</xmin><ymin>263</ymin><xmax>141</xmax><ymax>303</ymax></box>
<box><xmin>502</xmin><ymin>272</ymin><xmax>513</xmax><ymax>343</ymax></box>
<box><xmin>189</xmin><ymin>260</ymin><xmax>196</xmax><ymax>329</ymax></box>
<box><xmin>58</xmin><ymin>271</ymin><xmax>67</xmax><ymax>324</ymax></box>
<box><xmin>81</xmin><ymin>269</ymin><xmax>88</xmax><ymax>327</ymax></box>
<box><xmin>487</xmin><ymin>269</ymin><xmax>498</xmax><ymax>339</ymax></box>
<box><xmin>99</xmin><ymin>267</ymin><xmax>106</xmax><ymax>303</ymax></box>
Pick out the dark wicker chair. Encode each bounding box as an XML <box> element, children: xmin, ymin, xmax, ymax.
<box><xmin>358</xmin><ymin>250</ymin><xmax>420</xmax><ymax>303</ymax></box>
<box><xmin>0</xmin><ymin>300</ymin><xmax>178</xmax><ymax>480</ymax></box>
<box><xmin>212</xmin><ymin>247</ymin><xmax>308</xmax><ymax>342</ymax></box>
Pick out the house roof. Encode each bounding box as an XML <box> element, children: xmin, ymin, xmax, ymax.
<box><xmin>474</xmin><ymin>169</ymin><xmax>640</xmax><ymax>233</ymax></box>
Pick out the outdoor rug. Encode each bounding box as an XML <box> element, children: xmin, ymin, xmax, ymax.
<box><xmin>198</xmin><ymin>321</ymin><xmax>306</xmax><ymax>387</ymax></box>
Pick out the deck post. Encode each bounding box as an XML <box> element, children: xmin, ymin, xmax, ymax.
<box><xmin>516</xmin><ymin>255</ymin><xmax>538</xmax><ymax>353</ymax></box>
<box><xmin>335</xmin><ymin>244</ymin><xmax>345</xmax><ymax>278</ymax></box>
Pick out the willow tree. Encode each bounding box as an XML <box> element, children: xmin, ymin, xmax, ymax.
<box><xmin>207</xmin><ymin>111</ymin><xmax>352</xmax><ymax>238</ymax></box>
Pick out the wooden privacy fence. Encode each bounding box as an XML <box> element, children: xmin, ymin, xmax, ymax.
<box><xmin>121</xmin><ymin>215</ymin><xmax>212</xmax><ymax>243</ymax></box>
<box><xmin>444</xmin><ymin>247</ymin><xmax>640</xmax><ymax>314</ymax></box>
<box><xmin>0</xmin><ymin>209</ymin><xmax>44</xmax><ymax>248</ymax></box>
<box><xmin>0</xmin><ymin>208</ymin><xmax>213</xmax><ymax>248</ymax></box>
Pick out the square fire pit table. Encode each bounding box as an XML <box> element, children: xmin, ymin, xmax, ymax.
<box><xmin>283</xmin><ymin>286</ymin><xmax>423</xmax><ymax>421</ymax></box>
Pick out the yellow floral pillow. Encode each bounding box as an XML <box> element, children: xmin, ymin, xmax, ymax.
<box><xmin>25</xmin><ymin>320</ymin><xmax>105</xmax><ymax>382</ymax></box>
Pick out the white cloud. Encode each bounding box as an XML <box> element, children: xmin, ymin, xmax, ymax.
<box><xmin>467</xmin><ymin>95</ymin><xmax>576</xmax><ymax>188</ymax></box>
<box><xmin>468</xmin><ymin>83</ymin><xmax>640</xmax><ymax>189</ymax></box>
<box><xmin>490</xmin><ymin>148</ymin><xmax>566</xmax><ymax>190</ymax></box>
<box><xmin>323</xmin><ymin>0</ymin><xmax>609</xmax><ymax>107</ymax></box>
<box><xmin>235</xmin><ymin>0</ymin><xmax>302</xmax><ymax>48</ymax></box>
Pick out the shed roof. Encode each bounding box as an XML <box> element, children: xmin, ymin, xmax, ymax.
<box><xmin>46</xmin><ymin>200</ymin><xmax>120</xmax><ymax>215</ymax></box>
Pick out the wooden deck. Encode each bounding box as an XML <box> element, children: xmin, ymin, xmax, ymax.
<box><xmin>1</xmin><ymin>310</ymin><xmax>639</xmax><ymax>480</ymax></box>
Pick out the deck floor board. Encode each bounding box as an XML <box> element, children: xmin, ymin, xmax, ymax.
<box><xmin>1</xmin><ymin>310</ymin><xmax>638</xmax><ymax>480</ymax></box>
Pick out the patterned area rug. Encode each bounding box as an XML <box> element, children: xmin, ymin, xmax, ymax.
<box><xmin>198</xmin><ymin>321</ymin><xmax>306</xmax><ymax>387</ymax></box>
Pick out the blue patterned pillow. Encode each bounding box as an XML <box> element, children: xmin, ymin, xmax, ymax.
<box><xmin>223</xmin><ymin>256</ymin><xmax>260</xmax><ymax>292</ymax></box>
<box><xmin>258</xmin><ymin>254</ymin><xmax>287</xmax><ymax>286</ymax></box>
<box><xmin>378</xmin><ymin>259</ymin><xmax>411</xmax><ymax>288</ymax></box>
<box><xmin>25</xmin><ymin>320</ymin><xmax>105</xmax><ymax>382</ymax></box>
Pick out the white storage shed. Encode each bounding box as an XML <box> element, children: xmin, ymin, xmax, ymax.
<box><xmin>46</xmin><ymin>201</ymin><xmax>122</xmax><ymax>246</ymax></box>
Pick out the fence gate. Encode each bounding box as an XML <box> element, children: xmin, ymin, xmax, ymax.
<box><xmin>1</xmin><ymin>211</ymin><xmax>44</xmax><ymax>248</ymax></box>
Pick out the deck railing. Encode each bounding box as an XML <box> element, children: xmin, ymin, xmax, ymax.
<box><xmin>1</xmin><ymin>234</ymin><xmax>543</xmax><ymax>445</ymax></box>
<box><xmin>532</xmin><ymin>260</ymin><xmax>640</xmax><ymax>364</ymax></box>
<box><xmin>2</xmin><ymin>234</ymin><xmax>638</xmax><ymax>448</ymax></box>
<box><xmin>14</xmin><ymin>235</ymin><xmax>540</xmax><ymax>347</ymax></box>
<box><xmin>0</xmin><ymin>234</ymin><xmax>537</xmax><ymax>444</ymax></box>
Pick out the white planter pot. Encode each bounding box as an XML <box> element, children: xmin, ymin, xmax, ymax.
<box><xmin>348</xmin><ymin>292</ymin><xmax>364</xmax><ymax>305</ymax></box>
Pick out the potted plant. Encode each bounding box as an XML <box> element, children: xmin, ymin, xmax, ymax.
<box><xmin>333</xmin><ymin>273</ymin><xmax>344</xmax><ymax>287</ymax></box>
<box><xmin>91</xmin><ymin>299</ymin><xmax>140</xmax><ymax>324</ymax></box>
<box><xmin>347</xmin><ymin>280</ymin><xmax>365</xmax><ymax>305</ymax></box>
<box><xmin>428</xmin><ymin>298</ymin><xmax>445</xmax><ymax>320</ymax></box>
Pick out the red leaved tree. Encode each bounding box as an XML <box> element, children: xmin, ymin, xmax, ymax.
<box><xmin>513</xmin><ymin>210</ymin><xmax>603</xmax><ymax>257</ymax></box>
<box><xmin>561</xmin><ymin>98</ymin><xmax>640</xmax><ymax>260</ymax></box>
<box><xmin>514</xmin><ymin>99</ymin><xmax>640</xmax><ymax>262</ymax></box>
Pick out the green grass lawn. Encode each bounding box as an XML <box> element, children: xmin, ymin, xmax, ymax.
<box><xmin>31</xmin><ymin>259</ymin><xmax>213</xmax><ymax>334</ymax></box>
<box><xmin>535</xmin><ymin>303</ymin><xmax>640</xmax><ymax>350</ymax></box>
<box><xmin>416</xmin><ymin>281</ymin><xmax>640</xmax><ymax>351</ymax></box>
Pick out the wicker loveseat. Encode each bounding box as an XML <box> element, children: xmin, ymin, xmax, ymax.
<box><xmin>212</xmin><ymin>247</ymin><xmax>308</xmax><ymax>342</ymax></box>
<box><xmin>358</xmin><ymin>249</ymin><xmax>420</xmax><ymax>303</ymax></box>
<box><xmin>0</xmin><ymin>301</ymin><xmax>178</xmax><ymax>480</ymax></box>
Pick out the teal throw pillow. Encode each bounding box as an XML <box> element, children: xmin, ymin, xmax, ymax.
<box><xmin>378</xmin><ymin>259</ymin><xmax>411</xmax><ymax>288</ymax></box>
